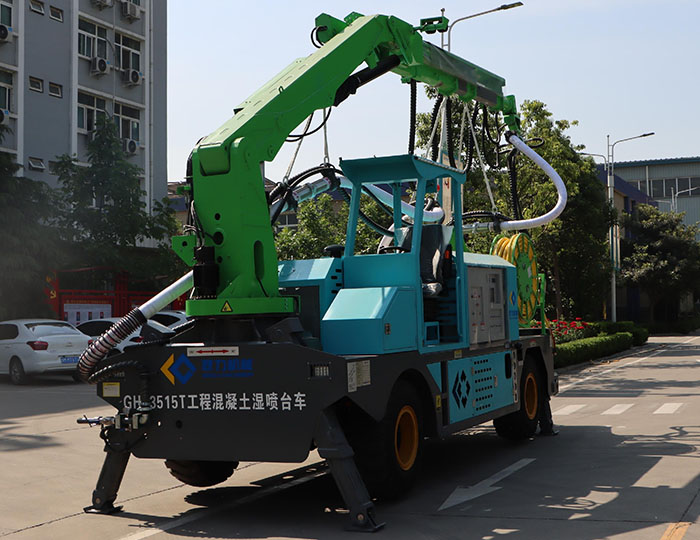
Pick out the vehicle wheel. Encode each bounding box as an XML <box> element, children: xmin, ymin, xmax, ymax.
<box><xmin>164</xmin><ymin>459</ymin><xmax>238</xmax><ymax>487</ymax></box>
<box><xmin>494</xmin><ymin>357</ymin><xmax>543</xmax><ymax>440</ymax></box>
<box><xmin>9</xmin><ymin>357</ymin><xmax>28</xmax><ymax>385</ymax></box>
<box><xmin>347</xmin><ymin>380</ymin><xmax>424</xmax><ymax>499</ymax></box>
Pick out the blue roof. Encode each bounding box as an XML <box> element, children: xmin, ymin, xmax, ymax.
<box><xmin>595</xmin><ymin>166</ymin><xmax>655</xmax><ymax>205</ymax></box>
<box><xmin>614</xmin><ymin>156</ymin><xmax>700</xmax><ymax>167</ymax></box>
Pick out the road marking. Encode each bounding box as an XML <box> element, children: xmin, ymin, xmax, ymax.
<box><xmin>554</xmin><ymin>404</ymin><xmax>586</xmax><ymax>415</ymax></box>
<box><xmin>559</xmin><ymin>336</ymin><xmax>700</xmax><ymax>394</ymax></box>
<box><xmin>653</xmin><ymin>403</ymin><xmax>683</xmax><ymax>415</ymax></box>
<box><xmin>601</xmin><ymin>404</ymin><xmax>634</xmax><ymax>415</ymax></box>
<box><xmin>438</xmin><ymin>458</ymin><xmax>535</xmax><ymax>511</ymax></box>
<box><xmin>660</xmin><ymin>522</ymin><xmax>690</xmax><ymax>540</ymax></box>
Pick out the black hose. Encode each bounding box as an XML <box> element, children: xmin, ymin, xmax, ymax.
<box><xmin>430</xmin><ymin>95</ymin><xmax>444</xmax><ymax>162</ymax></box>
<box><xmin>408</xmin><ymin>79</ymin><xmax>417</xmax><ymax>154</ymax></box>
<box><xmin>77</xmin><ymin>307</ymin><xmax>146</xmax><ymax>382</ymax></box>
<box><xmin>340</xmin><ymin>188</ymin><xmax>393</xmax><ymax>237</ymax></box>
<box><xmin>464</xmin><ymin>104</ymin><xmax>479</xmax><ymax>179</ymax></box>
<box><xmin>508</xmin><ymin>148</ymin><xmax>523</xmax><ymax>220</ymax></box>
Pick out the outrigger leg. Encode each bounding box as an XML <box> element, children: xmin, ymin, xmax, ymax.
<box><xmin>84</xmin><ymin>426</ymin><xmax>131</xmax><ymax>514</ymax></box>
<box><xmin>314</xmin><ymin>408</ymin><xmax>384</xmax><ymax>532</ymax></box>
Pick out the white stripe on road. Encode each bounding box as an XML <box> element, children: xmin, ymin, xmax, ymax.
<box><xmin>601</xmin><ymin>404</ymin><xmax>634</xmax><ymax>415</ymax></box>
<box><xmin>653</xmin><ymin>403</ymin><xmax>683</xmax><ymax>415</ymax></box>
<box><xmin>554</xmin><ymin>404</ymin><xmax>586</xmax><ymax>415</ymax></box>
<box><xmin>559</xmin><ymin>335</ymin><xmax>700</xmax><ymax>394</ymax></box>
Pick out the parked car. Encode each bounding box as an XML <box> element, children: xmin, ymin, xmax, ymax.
<box><xmin>77</xmin><ymin>318</ymin><xmax>175</xmax><ymax>354</ymax></box>
<box><xmin>0</xmin><ymin>319</ymin><xmax>92</xmax><ymax>385</ymax></box>
<box><xmin>150</xmin><ymin>310</ymin><xmax>189</xmax><ymax>329</ymax></box>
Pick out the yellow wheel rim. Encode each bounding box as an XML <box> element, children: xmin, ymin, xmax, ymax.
<box><xmin>524</xmin><ymin>373</ymin><xmax>538</xmax><ymax>420</ymax></box>
<box><xmin>395</xmin><ymin>405</ymin><xmax>419</xmax><ymax>471</ymax></box>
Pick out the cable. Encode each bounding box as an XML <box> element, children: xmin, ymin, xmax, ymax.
<box><xmin>429</xmin><ymin>95</ymin><xmax>444</xmax><ymax>161</ymax></box>
<box><xmin>340</xmin><ymin>188</ymin><xmax>393</xmax><ymax>237</ymax></box>
<box><xmin>408</xmin><ymin>79</ymin><xmax>416</xmax><ymax>154</ymax></box>
<box><xmin>286</xmin><ymin>108</ymin><xmax>333</xmax><ymax>142</ymax></box>
<box><xmin>445</xmin><ymin>97</ymin><xmax>456</xmax><ymax>168</ymax></box>
<box><xmin>508</xmin><ymin>148</ymin><xmax>523</xmax><ymax>221</ymax></box>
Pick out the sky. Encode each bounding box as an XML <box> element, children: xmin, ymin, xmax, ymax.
<box><xmin>167</xmin><ymin>0</ymin><xmax>700</xmax><ymax>184</ymax></box>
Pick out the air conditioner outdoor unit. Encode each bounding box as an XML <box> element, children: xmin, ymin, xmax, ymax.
<box><xmin>123</xmin><ymin>138</ymin><xmax>138</xmax><ymax>154</ymax></box>
<box><xmin>0</xmin><ymin>24</ymin><xmax>13</xmax><ymax>43</ymax></box>
<box><xmin>0</xmin><ymin>109</ymin><xmax>9</xmax><ymax>125</ymax></box>
<box><xmin>91</xmin><ymin>0</ymin><xmax>113</xmax><ymax>9</ymax></box>
<box><xmin>121</xmin><ymin>1</ymin><xmax>140</xmax><ymax>20</ymax></box>
<box><xmin>122</xmin><ymin>68</ymin><xmax>142</xmax><ymax>86</ymax></box>
<box><xmin>90</xmin><ymin>56</ymin><xmax>109</xmax><ymax>76</ymax></box>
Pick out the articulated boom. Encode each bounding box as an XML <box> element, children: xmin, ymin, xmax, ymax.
<box><xmin>173</xmin><ymin>12</ymin><xmax>520</xmax><ymax>319</ymax></box>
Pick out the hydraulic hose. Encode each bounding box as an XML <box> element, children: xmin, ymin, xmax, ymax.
<box><xmin>430</xmin><ymin>95</ymin><xmax>444</xmax><ymax>162</ymax></box>
<box><xmin>462</xmin><ymin>133</ymin><xmax>566</xmax><ymax>234</ymax></box>
<box><xmin>408</xmin><ymin>79</ymin><xmax>417</xmax><ymax>154</ymax></box>
<box><xmin>77</xmin><ymin>271</ymin><xmax>194</xmax><ymax>383</ymax></box>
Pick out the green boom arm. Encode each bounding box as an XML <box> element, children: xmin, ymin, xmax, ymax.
<box><xmin>174</xmin><ymin>12</ymin><xmax>520</xmax><ymax>318</ymax></box>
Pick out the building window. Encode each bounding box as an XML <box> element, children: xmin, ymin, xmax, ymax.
<box><xmin>29</xmin><ymin>0</ymin><xmax>44</xmax><ymax>14</ymax></box>
<box><xmin>651</xmin><ymin>179</ymin><xmax>664</xmax><ymax>199</ymax></box>
<box><xmin>28</xmin><ymin>76</ymin><xmax>43</xmax><ymax>92</ymax></box>
<box><xmin>277</xmin><ymin>212</ymin><xmax>298</xmax><ymax>229</ymax></box>
<box><xmin>28</xmin><ymin>157</ymin><xmax>46</xmax><ymax>171</ymax></box>
<box><xmin>49</xmin><ymin>5</ymin><xmax>62</xmax><ymax>21</ymax></box>
<box><xmin>48</xmin><ymin>82</ymin><xmax>62</xmax><ymax>97</ymax></box>
<box><xmin>78</xmin><ymin>19</ymin><xmax>107</xmax><ymax>59</ymax></box>
<box><xmin>114</xmin><ymin>102</ymin><xmax>140</xmax><ymax>141</ymax></box>
<box><xmin>691</xmin><ymin>177</ymin><xmax>700</xmax><ymax>193</ymax></box>
<box><xmin>664</xmin><ymin>178</ymin><xmax>677</xmax><ymax>198</ymax></box>
<box><xmin>0</xmin><ymin>70</ymin><xmax>12</xmax><ymax>111</ymax></box>
<box><xmin>77</xmin><ymin>92</ymin><xmax>106</xmax><ymax>131</ymax></box>
<box><xmin>0</xmin><ymin>1</ymin><xmax>11</xmax><ymax>26</ymax></box>
<box><xmin>115</xmin><ymin>33</ymin><xmax>141</xmax><ymax>71</ymax></box>
<box><xmin>129</xmin><ymin>0</ymin><xmax>141</xmax><ymax>5</ymax></box>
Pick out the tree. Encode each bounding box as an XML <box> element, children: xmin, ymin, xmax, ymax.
<box><xmin>620</xmin><ymin>204</ymin><xmax>700</xmax><ymax>322</ymax></box>
<box><xmin>275</xmin><ymin>193</ymin><xmax>391</xmax><ymax>260</ymax></box>
<box><xmin>53</xmin><ymin>115</ymin><xmax>180</xmax><ymax>280</ymax></box>
<box><xmin>416</xmin><ymin>95</ymin><xmax>613</xmax><ymax>319</ymax></box>
<box><xmin>0</xmin><ymin>128</ymin><xmax>61</xmax><ymax>319</ymax></box>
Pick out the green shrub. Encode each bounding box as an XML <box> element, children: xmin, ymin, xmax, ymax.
<box><xmin>629</xmin><ymin>326</ymin><xmax>649</xmax><ymax>346</ymax></box>
<box><xmin>554</xmin><ymin>332</ymin><xmax>633</xmax><ymax>368</ymax></box>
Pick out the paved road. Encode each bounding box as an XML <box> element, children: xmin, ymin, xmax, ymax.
<box><xmin>1</xmin><ymin>334</ymin><xmax>698</xmax><ymax>540</ymax></box>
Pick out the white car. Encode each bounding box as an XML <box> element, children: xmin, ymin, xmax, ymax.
<box><xmin>150</xmin><ymin>310</ymin><xmax>189</xmax><ymax>329</ymax></box>
<box><xmin>77</xmin><ymin>318</ymin><xmax>175</xmax><ymax>354</ymax></box>
<box><xmin>0</xmin><ymin>319</ymin><xmax>92</xmax><ymax>385</ymax></box>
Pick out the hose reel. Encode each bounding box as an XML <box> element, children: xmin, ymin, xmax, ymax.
<box><xmin>490</xmin><ymin>233</ymin><xmax>538</xmax><ymax>325</ymax></box>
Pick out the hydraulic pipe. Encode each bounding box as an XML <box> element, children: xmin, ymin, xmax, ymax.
<box><xmin>76</xmin><ymin>271</ymin><xmax>194</xmax><ymax>382</ymax></box>
<box><xmin>463</xmin><ymin>133</ymin><xmax>567</xmax><ymax>233</ymax></box>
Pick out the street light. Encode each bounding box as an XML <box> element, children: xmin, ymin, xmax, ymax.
<box><xmin>607</xmin><ymin>131</ymin><xmax>655</xmax><ymax>322</ymax></box>
<box><xmin>670</xmin><ymin>186</ymin><xmax>700</xmax><ymax>212</ymax></box>
<box><xmin>443</xmin><ymin>2</ymin><xmax>524</xmax><ymax>51</ymax></box>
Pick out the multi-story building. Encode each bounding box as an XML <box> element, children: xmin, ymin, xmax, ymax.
<box><xmin>0</xmin><ymin>0</ymin><xmax>166</xmax><ymax>210</ymax></box>
<box><xmin>611</xmin><ymin>157</ymin><xmax>700</xmax><ymax>228</ymax></box>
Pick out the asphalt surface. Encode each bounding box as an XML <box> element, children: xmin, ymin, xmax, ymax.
<box><xmin>0</xmin><ymin>333</ymin><xmax>698</xmax><ymax>540</ymax></box>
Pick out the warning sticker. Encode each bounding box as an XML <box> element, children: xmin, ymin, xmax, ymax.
<box><xmin>102</xmin><ymin>382</ymin><xmax>120</xmax><ymax>398</ymax></box>
<box><xmin>347</xmin><ymin>360</ymin><xmax>371</xmax><ymax>393</ymax></box>
<box><xmin>221</xmin><ymin>301</ymin><xmax>233</xmax><ymax>313</ymax></box>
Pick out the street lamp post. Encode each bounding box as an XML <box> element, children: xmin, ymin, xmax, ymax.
<box><xmin>443</xmin><ymin>2</ymin><xmax>524</xmax><ymax>51</ymax></box>
<box><xmin>606</xmin><ymin>132</ymin><xmax>655</xmax><ymax>322</ymax></box>
<box><xmin>670</xmin><ymin>186</ymin><xmax>700</xmax><ymax>212</ymax></box>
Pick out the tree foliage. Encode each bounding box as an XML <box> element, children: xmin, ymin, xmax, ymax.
<box><xmin>52</xmin><ymin>115</ymin><xmax>180</xmax><ymax>280</ymax></box>
<box><xmin>275</xmin><ymin>193</ymin><xmax>391</xmax><ymax>260</ymax></box>
<box><xmin>0</xmin><ymin>129</ymin><xmax>60</xmax><ymax>319</ymax></box>
<box><xmin>416</xmin><ymin>95</ymin><xmax>614</xmax><ymax>319</ymax></box>
<box><xmin>620</xmin><ymin>204</ymin><xmax>700</xmax><ymax>321</ymax></box>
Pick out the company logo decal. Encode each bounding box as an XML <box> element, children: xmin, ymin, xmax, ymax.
<box><xmin>161</xmin><ymin>354</ymin><xmax>196</xmax><ymax>385</ymax></box>
<box><xmin>510</xmin><ymin>291</ymin><xmax>516</xmax><ymax>306</ymax></box>
<box><xmin>202</xmin><ymin>357</ymin><xmax>253</xmax><ymax>378</ymax></box>
<box><xmin>452</xmin><ymin>370</ymin><xmax>470</xmax><ymax>409</ymax></box>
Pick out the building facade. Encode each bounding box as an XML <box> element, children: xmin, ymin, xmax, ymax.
<box><xmin>1</xmin><ymin>0</ymin><xmax>166</xmax><ymax>209</ymax></box>
<box><xmin>611</xmin><ymin>157</ymin><xmax>700</xmax><ymax>228</ymax></box>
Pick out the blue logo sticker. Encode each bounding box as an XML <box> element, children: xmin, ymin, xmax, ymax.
<box><xmin>171</xmin><ymin>354</ymin><xmax>196</xmax><ymax>384</ymax></box>
<box><xmin>202</xmin><ymin>358</ymin><xmax>253</xmax><ymax>378</ymax></box>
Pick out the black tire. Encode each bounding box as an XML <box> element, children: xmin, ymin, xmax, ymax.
<box><xmin>9</xmin><ymin>357</ymin><xmax>28</xmax><ymax>385</ymax></box>
<box><xmin>164</xmin><ymin>459</ymin><xmax>238</xmax><ymax>487</ymax></box>
<box><xmin>346</xmin><ymin>380</ymin><xmax>424</xmax><ymax>500</ymax></box>
<box><xmin>494</xmin><ymin>357</ymin><xmax>543</xmax><ymax>440</ymax></box>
